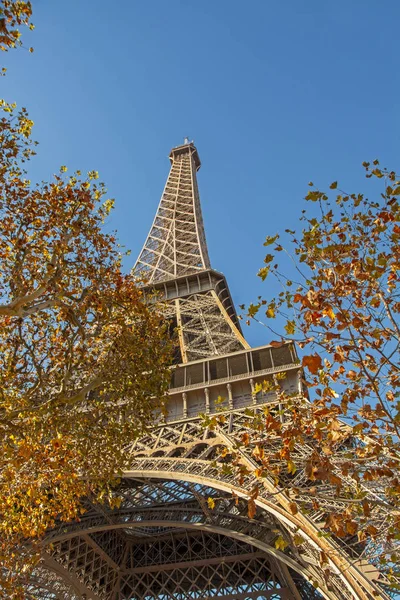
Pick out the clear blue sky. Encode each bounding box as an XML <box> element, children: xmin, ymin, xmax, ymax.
<box><xmin>3</xmin><ymin>0</ymin><xmax>399</xmax><ymax>347</ymax></box>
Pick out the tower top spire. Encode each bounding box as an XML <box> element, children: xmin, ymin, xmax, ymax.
<box><xmin>169</xmin><ymin>140</ymin><xmax>201</xmax><ymax>171</ymax></box>
<box><xmin>134</xmin><ymin>140</ymin><xmax>207</xmax><ymax>284</ymax></box>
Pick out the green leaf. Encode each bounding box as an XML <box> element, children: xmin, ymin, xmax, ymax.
<box><xmin>263</xmin><ymin>234</ymin><xmax>279</xmax><ymax>247</ymax></box>
<box><xmin>305</xmin><ymin>190</ymin><xmax>323</xmax><ymax>202</ymax></box>
<box><xmin>247</xmin><ymin>303</ymin><xmax>260</xmax><ymax>318</ymax></box>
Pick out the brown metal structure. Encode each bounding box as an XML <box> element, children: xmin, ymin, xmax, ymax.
<box><xmin>134</xmin><ymin>141</ymin><xmax>249</xmax><ymax>363</ymax></box>
<box><xmin>35</xmin><ymin>141</ymin><xmax>393</xmax><ymax>600</ymax></box>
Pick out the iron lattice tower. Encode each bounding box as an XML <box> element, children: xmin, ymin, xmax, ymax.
<box><xmin>36</xmin><ymin>142</ymin><xmax>393</xmax><ymax>600</ymax></box>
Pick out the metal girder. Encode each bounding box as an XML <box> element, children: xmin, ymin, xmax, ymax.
<box><xmin>39</xmin><ymin>554</ymin><xmax>100</xmax><ymax>599</ymax></box>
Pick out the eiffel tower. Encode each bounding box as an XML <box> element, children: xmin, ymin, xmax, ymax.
<box><xmin>35</xmin><ymin>141</ymin><xmax>393</xmax><ymax>600</ymax></box>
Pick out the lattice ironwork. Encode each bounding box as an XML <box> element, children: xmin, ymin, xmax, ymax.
<box><xmin>42</xmin><ymin>477</ymin><xmax>321</xmax><ymax>600</ymax></box>
<box><xmin>26</xmin><ymin>566</ymin><xmax>80</xmax><ymax>600</ymax></box>
<box><xmin>133</xmin><ymin>141</ymin><xmax>247</xmax><ymax>363</ymax></box>
<box><xmin>165</xmin><ymin>290</ymin><xmax>248</xmax><ymax>361</ymax></box>
<box><xmin>134</xmin><ymin>142</ymin><xmax>210</xmax><ymax>283</ymax></box>
<box><xmin>118</xmin><ymin>554</ymin><xmax>290</xmax><ymax>600</ymax></box>
<box><xmin>33</xmin><ymin>142</ymin><xmax>394</xmax><ymax>600</ymax></box>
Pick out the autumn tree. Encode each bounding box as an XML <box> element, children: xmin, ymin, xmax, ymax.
<box><xmin>0</xmin><ymin>100</ymin><xmax>172</xmax><ymax>596</ymax></box>
<box><xmin>236</xmin><ymin>163</ymin><xmax>400</xmax><ymax>585</ymax></box>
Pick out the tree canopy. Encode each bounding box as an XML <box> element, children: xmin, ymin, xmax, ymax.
<box><xmin>0</xmin><ymin>0</ymin><xmax>32</xmax><ymax>57</ymax></box>
<box><xmin>239</xmin><ymin>163</ymin><xmax>400</xmax><ymax>586</ymax></box>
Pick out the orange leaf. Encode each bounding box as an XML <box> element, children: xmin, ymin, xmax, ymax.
<box><xmin>302</xmin><ymin>354</ymin><xmax>322</xmax><ymax>374</ymax></box>
<box><xmin>248</xmin><ymin>498</ymin><xmax>257</xmax><ymax>519</ymax></box>
<box><xmin>253</xmin><ymin>445</ymin><xmax>265</xmax><ymax>460</ymax></box>
<box><xmin>241</xmin><ymin>433</ymin><xmax>250</xmax><ymax>446</ymax></box>
<box><xmin>270</xmin><ymin>340</ymin><xmax>285</xmax><ymax>348</ymax></box>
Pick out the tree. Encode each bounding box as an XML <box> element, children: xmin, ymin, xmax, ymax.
<box><xmin>0</xmin><ymin>102</ymin><xmax>172</xmax><ymax>595</ymax></box>
<box><xmin>236</xmin><ymin>163</ymin><xmax>400</xmax><ymax>586</ymax></box>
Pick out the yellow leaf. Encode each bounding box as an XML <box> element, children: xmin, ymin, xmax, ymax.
<box><xmin>207</xmin><ymin>497</ymin><xmax>215</xmax><ymax>509</ymax></box>
<box><xmin>275</xmin><ymin>536</ymin><xmax>288</xmax><ymax>551</ymax></box>
<box><xmin>323</xmin><ymin>306</ymin><xmax>336</xmax><ymax>320</ymax></box>
<box><xmin>258</xmin><ymin>266</ymin><xmax>269</xmax><ymax>281</ymax></box>
<box><xmin>284</xmin><ymin>320</ymin><xmax>296</xmax><ymax>335</ymax></box>
<box><xmin>103</xmin><ymin>198</ymin><xmax>115</xmax><ymax>214</ymax></box>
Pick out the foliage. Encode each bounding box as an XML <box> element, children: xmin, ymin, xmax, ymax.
<box><xmin>0</xmin><ymin>100</ymin><xmax>172</xmax><ymax>596</ymax></box>
<box><xmin>241</xmin><ymin>163</ymin><xmax>400</xmax><ymax>581</ymax></box>
<box><xmin>0</xmin><ymin>0</ymin><xmax>33</xmax><ymax>60</ymax></box>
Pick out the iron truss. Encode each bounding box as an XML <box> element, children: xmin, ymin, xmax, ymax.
<box><xmin>34</xmin><ymin>142</ymin><xmax>395</xmax><ymax>599</ymax></box>
<box><xmin>134</xmin><ymin>142</ymin><xmax>211</xmax><ymax>284</ymax></box>
<box><xmin>133</xmin><ymin>142</ymin><xmax>248</xmax><ymax>362</ymax></box>
<box><xmin>42</xmin><ymin>476</ymin><xmax>319</xmax><ymax>600</ymax></box>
